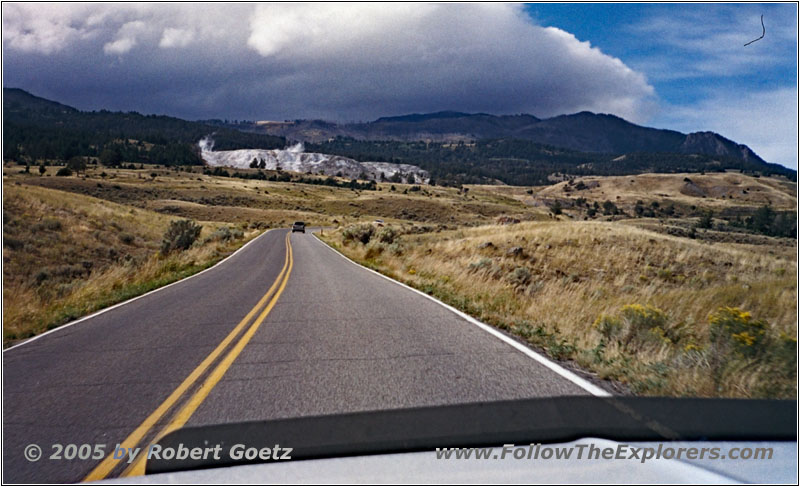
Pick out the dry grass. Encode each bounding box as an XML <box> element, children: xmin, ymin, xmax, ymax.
<box><xmin>3</xmin><ymin>163</ymin><xmax>795</xmax><ymax>388</ymax></box>
<box><xmin>2</xmin><ymin>165</ymin><xmax>536</xmax><ymax>346</ymax></box>
<box><xmin>536</xmin><ymin>172</ymin><xmax>796</xmax><ymax>211</ymax></box>
<box><xmin>2</xmin><ymin>182</ymin><xmax>259</xmax><ymax>346</ymax></box>
<box><xmin>324</xmin><ymin>219</ymin><xmax>797</xmax><ymax>398</ymax></box>
<box><xmin>10</xmin><ymin>163</ymin><xmax>545</xmax><ymax>227</ymax></box>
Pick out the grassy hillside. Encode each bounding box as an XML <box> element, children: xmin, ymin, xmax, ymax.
<box><xmin>2</xmin><ymin>161</ymin><xmax>545</xmax><ymax>346</ymax></box>
<box><xmin>321</xmin><ymin>220</ymin><xmax>796</xmax><ymax>398</ymax></box>
<box><xmin>2</xmin><ymin>181</ymin><xmax>262</xmax><ymax>345</ymax></box>
<box><xmin>536</xmin><ymin>172</ymin><xmax>796</xmax><ymax>210</ymax></box>
<box><xmin>3</xmin><ymin>161</ymin><xmax>796</xmax><ymax>398</ymax></box>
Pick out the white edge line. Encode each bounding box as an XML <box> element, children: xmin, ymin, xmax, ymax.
<box><xmin>4</xmin><ymin>229</ymin><xmax>275</xmax><ymax>353</ymax></box>
<box><xmin>312</xmin><ymin>232</ymin><xmax>612</xmax><ymax>397</ymax></box>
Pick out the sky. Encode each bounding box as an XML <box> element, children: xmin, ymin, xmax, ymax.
<box><xmin>2</xmin><ymin>3</ymin><xmax>797</xmax><ymax>168</ymax></box>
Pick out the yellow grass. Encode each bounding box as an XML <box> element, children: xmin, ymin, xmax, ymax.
<box><xmin>536</xmin><ymin>172</ymin><xmax>797</xmax><ymax>210</ymax></box>
<box><xmin>325</xmin><ymin>220</ymin><xmax>797</xmax><ymax>398</ymax></box>
<box><xmin>2</xmin><ymin>182</ymin><xmax>259</xmax><ymax>346</ymax></box>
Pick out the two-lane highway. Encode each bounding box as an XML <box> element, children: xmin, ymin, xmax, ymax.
<box><xmin>3</xmin><ymin>228</ymin><xmax>601</xmax><ymax>483</ymax></box>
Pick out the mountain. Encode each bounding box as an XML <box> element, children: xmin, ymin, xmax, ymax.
<box><xmin>2</xmin><ymin>88</ymin><xmax>427</xmax><ymax>182</ymax></box>
<box><xmin>246</xmin><ymin>110</ymin><xmax>768</xmax><ymax>166</ymax></box>
<box><xmin>4</xmin><ymin>87</ymin><xmax>79</xmax><ymax>118</ymax></box>
<box><xmin>4</xmin><ymin>88</ymin><xmax>794</xmax><ymax>186</ymax></box>
<box><xmin>3</xmin><ymin>88</ymin><xmax>285</xmax><ymax>166</ymax></box>
<box><xmin>305</xmin><ymin>137</ymin><xmax>795</xmax><ymax>187</ymax></box>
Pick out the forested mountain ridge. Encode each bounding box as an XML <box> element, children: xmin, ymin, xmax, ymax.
<box><xmin>3</xmin><ymin>88</ymin><xmax>794</xmax><ymax>186</ymax></box>
<box><xmin>242</xmin><ymin>110</ymin><xmax>767</xmax><ymax>166</ymax></box>
<box><xmin>3</xmin><ymin>88</ymin><xmax>285</xmax><ymax>166</ymax></box>
<box><xmin>306</xmin><ymin>137</ymin><xmax>795</xmax><ymax>186</ymax></box>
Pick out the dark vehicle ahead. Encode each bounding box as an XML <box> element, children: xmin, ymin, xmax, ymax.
<box><xmin>291</xmin><ymin>221</ymin><xmax>305</xmax><ymax>233</ymax></box>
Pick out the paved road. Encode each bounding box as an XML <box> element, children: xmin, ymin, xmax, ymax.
<box><xmin>3</xmin><ymin>229</ymin><xmax>598</xmax><ymax>483</ymax></box>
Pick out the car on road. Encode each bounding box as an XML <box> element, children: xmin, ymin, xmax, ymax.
<box><xmin>291</xmin><ymin>221</ymin><xmax>305</xmax><ymax>233</ymax></box>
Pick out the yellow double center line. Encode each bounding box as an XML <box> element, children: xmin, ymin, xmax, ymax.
<box><xmin>84</xmin><ymin>231</ymin><xmax>294</xmax><ymax>481</ymax></box>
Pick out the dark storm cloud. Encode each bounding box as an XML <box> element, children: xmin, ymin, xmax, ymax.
<box><xmin>2</xmin><ymin>3</ymin><xmax>656</xmax><ymax>122</ymax></box>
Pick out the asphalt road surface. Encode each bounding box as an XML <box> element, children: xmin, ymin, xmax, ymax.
<box><xmin>3</xmin><ymin>228</ymin><xmax>602</xmax><ymax>483</ymax></box>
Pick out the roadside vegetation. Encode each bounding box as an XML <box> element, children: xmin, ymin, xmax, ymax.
<box><xmin>2</xmin><ymin>182</ymin><xmax>260</xmax><ymax>346</ymax></box>
<box><xmin>322</xmin><ymin>219</ymin><xmax>796</xmax><ymax>398</ymax></box>
<box><xmin>2</xmin><ymin>161</ymin><xmax>533</xmax><ymax>346</ymax></box>
<box><xmin>4</xmin><ymin>160</ymin><xmax>796</xmax><ymax>398</ymax></box>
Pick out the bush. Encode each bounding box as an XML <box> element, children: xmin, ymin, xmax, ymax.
<box><xmin>206</xmin><ymin>226</ymin><xmax>243</xmax><ymax>243</ymax></box>
<box><xmin>160</xmin><ymin>219</ymin><xmax>202</xmax><ymax>254</ymax></box>
<box><xmin>468</xmin><ymin>258</ymin><xmax>492</xmax><ymax>272</ymax></box>
<box><xmin>33</xmin><ymin>219</ymin><xmax>63</xmax><ymax>232</ymax></box>
<box><xmin>506</xmin><ymin>266</ymin><xmax>532</xmax><ymax>287</ymax></box>
<box><xmin>377</xmin><ymin>226</ymin><xmax>397</xmax><ymax>244</ymax></box>
<box><xmin>706</xmin><ymin>307</ymin><xmax>794</xmax><ymax>393</ymax></box>
<box><xmin>709</xmin><ymin>307</ymin><xmax>767</xmax><ymax>358</ymax></box>
<box><xmin>364</xmin><ymin>244</ymin><xmax>384</xmax><ymax>259</ymax></box>
<box><xmin>593</xmin><ymin>304</ymin><xmax>676</xmax><ymax>352</ymax></box>
<box><xmin>67</xmin><ymin>156</ymin><xmax>87</xmax><ymax>174</ymax></box>
<box><xmin>119</xmin><ymin>233</ymin><xmax>135</xmax><ymax>245</ymax></box>
<box><xmin>387</xmin><ymin>242</ymin><xmax>404</xmax><ymax>256</ymax></box>
<box><xmin>342</xmin><ymin>224</ymin><xmax>374</xmax><ymax>244</ymax></box>
<box><xmin>55</xmin><ymin>167</ymin><xmax>73</xmax><ymax>177</ymax></box>
<box><xmin>3</xmin><ymin>237</ymin><xmax>24</xmax><ymax>250</ymax></box>
<box><xmin>697</xmin><ymin>210</ymin><xmax>713</xmax><ymax>229</ymax></box>
<box><xmin>602</xmin><ymin>200</ymin><xmax>618</xmax><ymax>215</ymax></box>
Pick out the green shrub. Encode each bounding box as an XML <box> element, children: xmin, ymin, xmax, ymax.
<box><xmin>206</xmin><ymin>226</ymin><xmax>243</xmax><ymax>243</ymax></box>
<box><xmin>506</xmin><ymin>266</ymin><xmax>532</xmax><ymax>287</ymax></box>
<box><xmin>3</xmin><ymin>237</ymin><xmax>24</xmax><ymax>250</ymax></box>
<box><xmin>377</xmin><ymin>226</ymin><xmax>397</xmax><ymax>244</ymax></box>
<box><xmin>387</xmin><ymin>242</ymin><xmax>404</xmax><ymax>256</ymax></box>
<box><xmin>33</xmin><ymin>219</ymin><xmax>63</xmax><ymax>232</ymax></box>
<box><xmin>709</xmin><ymin>307</ymin><xmax>767</xmax><ymax>358</ymax></box>
<box><xmin>697</xmin><ymin>210</ymin><xmax>713</xmax><ymax>229</ymax></box>
<box><xmin>55</xmin><ymin>167</ymin><xmax>73</xmax><ymax>177</ymax></box>
<box><xmin>342</xmin><ymin>224</ymin><xmax>374</xmax><ymax>244</ymax></box>
<box><xmin>160</xmin><ymin>219</ymin><xmax>202</xmax><ymax>255</ymax></box>
<box><xmin>706</xmin><ymin>307</ymin><xmax>795</xmax><ymax>394</ymax></box>
<box><xmin>468</xmin><ymin>258</ymin><xmax>492</xmax><ymax>272</ymax></box>
<box><xmin>119</xmin><ymin>233</ymin><xmax>135</xmax><ymax>245</ymax></box>
<box><xmin>593</xmin><ymin>314</ymin><xmax>621</xmax><ymax>341</ymax></box>
<box><xmin>594</xmin><ymin>304</ymin><xmax>676</xmax><ymax>352</ymax></box>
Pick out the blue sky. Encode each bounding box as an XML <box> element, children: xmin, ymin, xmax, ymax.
<box><xmin>527</xmin><ymin>3</ymin><xmax>798</xmax><ymax>167</ymax></box>
<box><xmin>2</xmin><ymin>3</ymin><xmax>797</xmax><ymax>167</ymax></box>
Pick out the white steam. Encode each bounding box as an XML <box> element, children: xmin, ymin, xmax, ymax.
<box><xmin>197</xmin><ymin>137</ymin><xmax>428</xmax><ymax>183</ymax></box>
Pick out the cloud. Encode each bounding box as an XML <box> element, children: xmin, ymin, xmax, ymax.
<box><xmin>243</xmin><ymin>3</ymin><xmax>657</xmax><ymax>121</ymax></box>
<box><xmin>621</xmin><ymin>4</ymin><xmax>797</xmax><ymax>168</ymax></box>
<box><xmin>1</xmin><ymin>3</ymin><xmax>97</xmax><ymax>54</ymax></box>
<box><xmin>625</xmin><ymin>4</ymin><xmax>797</xmax><ymax>81</ymax></box>
<box><xmin>103</xmin><ymin>20</ymin><xmax>150</xmax><ymax>54</ymax></box>
<box><xmin>656</xmin><ymin>87</ymin><xmax>798</xmax><ymax>168</ymax></box>
<box><xmin>2</xmin><ymin>3</ymin><xmax>657</xmax><ymax>124</ymax></box>
<box><xmin>159</xmin><ymin>27</ymin><xmax>194</xmax><ymax>48</ymax></box>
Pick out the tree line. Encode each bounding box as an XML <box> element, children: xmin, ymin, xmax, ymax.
<box><xmin>307</xmin><ymin>137</ymin><xmax>796</xmax><ymax>187</ymax></box>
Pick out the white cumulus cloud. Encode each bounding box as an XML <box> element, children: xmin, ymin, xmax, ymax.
<box><xmin>159</xmin><ymin>27</ymin><xmax>194</xmax><ymax>48</ymax></box>
<box><xmin>244</xmin><ymin>3</ymin><xmax>656</xmax><ymax>122</ymax></box>
<box><xmin>103</xmin><ymin>20</ymin><xmax>147</xmax><ymax>55</ymax></box>
<box><xmin>3</xmin><ymin>3</ymin><xmax>656</xmax><ymax>123</ymax></box>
